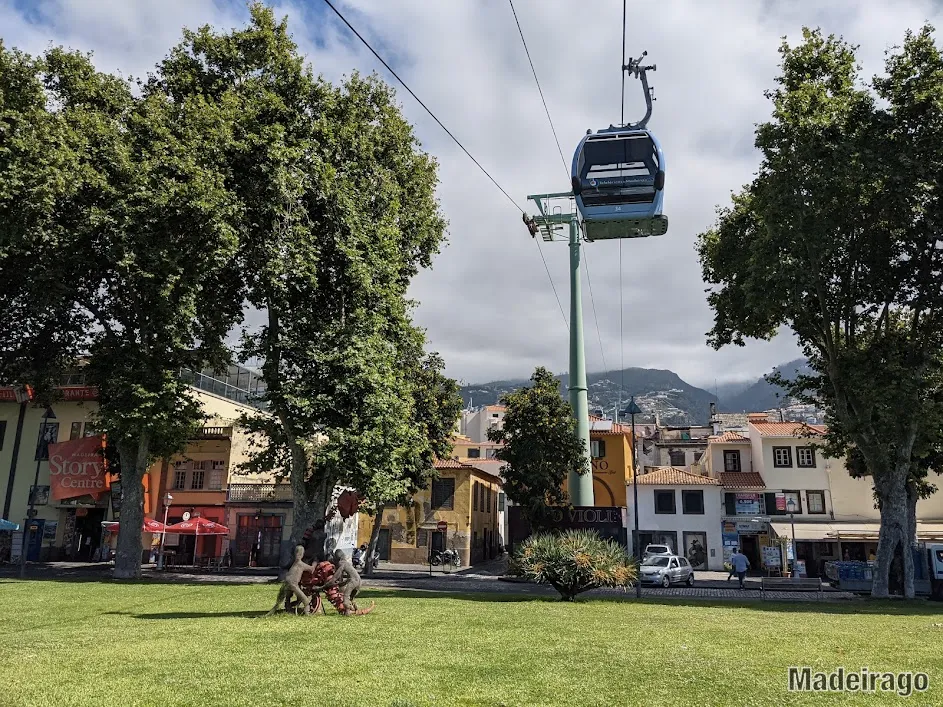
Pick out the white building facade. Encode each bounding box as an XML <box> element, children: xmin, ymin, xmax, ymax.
<box><xmin>625</xmin><ymin>467</ymin><xmax>724</xmax><ymax>571</ymax></box>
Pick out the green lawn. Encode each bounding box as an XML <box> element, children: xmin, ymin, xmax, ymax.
<box><xmin>1</xmin><ymin>580</ymin><xmax>941</xmax><ymax>706</ymax></box>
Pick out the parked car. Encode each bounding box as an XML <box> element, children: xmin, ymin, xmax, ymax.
<box><xmin>642</xmin><ymin>544</ymin><xmax>672</xmax><ymax>561</ymax></box>
<box><xmin>639</xmin><ymin>554</ymin><xmax>695</xmax><ymax>587</ymax></box>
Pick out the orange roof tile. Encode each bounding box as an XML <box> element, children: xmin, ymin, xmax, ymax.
<box><xmin>750</xmin><ymin>422</ymin><xmax>825</xmax><ymax>438</ymax></box>
<box><xmin>719</xmin><ymin>472</ymin><xmax>766</xmax><ymax>489</ymax></box>
<box><xmin>709</xmin><ymin>431</ymin><xmax>751</xmax><ymax>443</ymax></box>
<box><xmin>433</xmin><ymin>458</ymin><xmax>475</xmax><ymax>469</ymax></box>
<box><xmin>588</xmin><ymin>414</ymin><xmax>632</xmax><ymax>434</ymax></box>
<box><xmin>634</xmin><ymin>467</ymin><xmax>720</xmax><ymax>486</ymax></box>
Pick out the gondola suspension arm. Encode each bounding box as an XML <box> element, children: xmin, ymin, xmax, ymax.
<box><xmin>621</xmin><ymin>52</ymin><xmax>656</xmax><ymax>130</ymax></box>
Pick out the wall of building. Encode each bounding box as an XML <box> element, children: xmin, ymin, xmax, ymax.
<box><xmin>356</xmin><ymin>469</ymin><xmax>500</xmax><ymax>566</ymax></box>
<box><xmin>705</xmin><ymin>442</ymin><xmax>753</xmax><ymax>476</ymax></box>
<box><xmin>591</xmin><ymin>433</ymin><xmax>631</xmax><ymax>507</ymax></box>
<box><xmin>625</xmin><ymin>484</ymin><xmax>724</xmax><ymax>570</ymax></box>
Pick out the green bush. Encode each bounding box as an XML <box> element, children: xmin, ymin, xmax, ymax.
<box><xmin>510</xmin><ymin>529</ymin><xmax>637</xmax><ymax>601</ymax></box>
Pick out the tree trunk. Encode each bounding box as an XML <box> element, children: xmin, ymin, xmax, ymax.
<box><xmin>113</xmin><ymin>433</ymin><xmax>150</xmax><ymax>580</ymax></box>
<box><xmin>364</xmin><ymin>506</ymin><xmax>385</xmax><ymax>577</ymax></box>
<box><xmin>872</xmin><ymin>475</ymin><xmax>913</xmax><ymax>598</ymax></box>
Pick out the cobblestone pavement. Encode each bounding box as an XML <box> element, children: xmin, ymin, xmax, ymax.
<box><xmin>1</xmin><ymin>560</ymin><xmax>859</xmax><ymax>601</ymax></box>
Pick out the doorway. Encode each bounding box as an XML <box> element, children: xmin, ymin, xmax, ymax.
<box><xmin>740</xmin><ymin>534</ymin><xmax>760</xmax><ymax>572</ymax></box>
<box><xmin>73</xmin><ymin>508</ymin><xmax>106</xmax><ymax>561</ymax></box>
<box><xmin>377</xmin><ymin>528</ymin><xmax>392</xmax><ymax>561</ymax></box>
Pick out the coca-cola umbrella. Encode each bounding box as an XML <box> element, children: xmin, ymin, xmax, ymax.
<box><xmin>101</xmin><ymin>518</ymin><xmax>167</xmax><ymax>534</ymax></box>
<box><xmin>162</xmin><ymin>517</ymin><xmax>229</xmax><ymax>565</ymax></box>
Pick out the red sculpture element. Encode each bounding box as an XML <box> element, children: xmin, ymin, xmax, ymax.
<box><xmin>336</xmin><ymin>490</ymin><xmax>360</xmax><ymax>519</ymax></box>
<box><xmin>285</xmin><ymin>560</ymin><xmax>375</xmax><ymax>616</ymax></box>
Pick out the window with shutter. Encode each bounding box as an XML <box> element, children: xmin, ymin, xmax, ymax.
<box><xmin>432</xmin><ymin>478</ymin><xmax>455</xmax><ymax>509</ymax></box>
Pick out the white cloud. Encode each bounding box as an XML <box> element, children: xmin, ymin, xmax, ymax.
<box><xmin>4</xmin><ymin>0</ymin><xmax>941</xmax><ymax>388</ymax></box>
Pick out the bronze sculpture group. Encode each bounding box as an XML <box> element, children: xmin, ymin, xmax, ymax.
<box><xmin>266</xmin><ymin>492</ymin><xmax>375</xmax><ymax>617</ymax></box>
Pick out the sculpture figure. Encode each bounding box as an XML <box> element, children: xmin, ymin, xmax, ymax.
<box><xmin>314</xmin><ymin>548</ymin><xmax>365</xmax><ymax>615</ymax></box>
<box><xmin>266</xmin><ymin>545</ymin><xmax>316</xmax><ymax>616</ymax></box>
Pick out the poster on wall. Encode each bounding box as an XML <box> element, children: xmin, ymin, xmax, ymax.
<box><xmin>683</xmin><ymin>532</ymin><xmax>708</xmax><ymax>570</ymax></box>
<box><xmin>722</xmin><ymin>521</ymin><xmax>739</xmax><ymax>565</ymax></box>
<box><xmin>43</xmin><ymin>521</ymin><xmax>58</xmax><ymax>541</ymax></box>
<box><xmin>35</xmin><ymin>422</ymin><xmax>60</xmax><ymax>461</ymax></box>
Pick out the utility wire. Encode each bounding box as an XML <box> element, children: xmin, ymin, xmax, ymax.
<box><xmin>319</xmin><ymin>0</ymin><xmax>569</xmax><ymax>330</ymax></box>
<box><xmin>582</xmin><ymin>248</ymin><xmax>608</xmax><ymax>373</ymax></box>
<box><xmin>619</xmin><ymin>1</ymin><xmax>627</xmax><ymax>417</ymax></box>
<box><xmin>508</xmin><ymin>0</ymin><xmax>568</xmax><ymax>175</ymax></box>
<box><xmin>508</xmin><ymin>0</ymin><xmax>611</xmax><ymax>364</ymax></box>
<box><xmin>621</xmin><ymin>0</ymin><xmax>627</xmax><ymax>124</ymax></box>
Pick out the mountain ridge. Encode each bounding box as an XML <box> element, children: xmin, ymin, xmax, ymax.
<box><xmin>459</xmin><ymin>358</ymin><xmax>816</xmax><ymax>426</ymax></box>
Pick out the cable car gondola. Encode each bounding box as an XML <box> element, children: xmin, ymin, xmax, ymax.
<box><xmin>570</xmin><ymin>53</ymin><xmax>668</xmax><ymax>241</ymax></box>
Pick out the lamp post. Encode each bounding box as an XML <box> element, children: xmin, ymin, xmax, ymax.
<box><xmin>20</xmin><ymin>406</ymin><xmax>56</xmax><ymax>579</ymax></box>
<box><xmin>157</xmin><ymin>492</ymin><xmax>173</xmax><ymax>570</ymax></box>
<box><xmin>786</xmin><ymin>498</ymin><xmax>798</xmax><ymax>581</ymax></box>
<box><xmin>622</xmin><ymin>396</ymin><xmax>643</xmax><ymax>598</ymax></box>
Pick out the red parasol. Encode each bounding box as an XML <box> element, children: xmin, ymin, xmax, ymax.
<box><xmin>163</xmin><ymin>516</ymin><xmax>230</xmax><ymax>565</ymax></box>
<box><xmin>162</xmin><ymin>517</ymin><xmax>229</xmax><ymax>535</ymax></box>
<box><xmin>102</xmin><ymin>518</ymin><xmax>166</xmax><ymax>533</ymax></box>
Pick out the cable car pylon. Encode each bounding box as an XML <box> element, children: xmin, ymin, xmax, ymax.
<box><xmin>522</xmin><ymin>50</ymin><xmax>667</xmax><ymax>509</ymax></box>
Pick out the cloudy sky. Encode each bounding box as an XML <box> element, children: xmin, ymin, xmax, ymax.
<box><xmin>4</xmin><ymin>0</ymin><xmax>942</xmax><ymax>388</ymax></box>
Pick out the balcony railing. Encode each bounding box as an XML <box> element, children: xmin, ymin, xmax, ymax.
<box><xmin>194</xmin><ymin>426</ymin><xmax>232</xmax><ymax>439</ymax></box>
<box><xmin>226</xmin><ymin>483</ymin><xmax>293</xmax><ymax>503</ymax></box>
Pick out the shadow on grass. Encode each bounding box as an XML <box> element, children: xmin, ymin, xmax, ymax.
<box><xmin>103</xmin><ymin>609</ymin><xmax>269</xmax><ymax>619</ymax></box>
<box><xmin>4</xmin><ymin>575</ymin><xmax>941</xmax><ymax>618</ymax></box>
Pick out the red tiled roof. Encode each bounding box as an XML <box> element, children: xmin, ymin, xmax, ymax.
<box><xmin>720</xmin><ymin>472</ymin><xmax>766</xmax><ymax>489</ymax></box>
<box><xmin>750</xmin><ymin>422</ymin><xmax>825</xmax><ymax>438</ymax></box>
<box><xmin>709</xmin><ymin>431</ymin><xmax>750</xmax><ymax>443</ymax></box>
<box><xmin>588</xmin><ymin>414</ymin><xmax>632</xmax><ymax>434</ymax></box>
<box><xmin>634</xmin><ymin>467</ymin><xmax>720</xmax><ymax>486</ymax></box>
<box><xmin>434</xmin><ymin>458</ymin><xmax>475</xmax><ymax>469</ymax></box>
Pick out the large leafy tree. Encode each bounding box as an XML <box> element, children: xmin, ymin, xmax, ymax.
<box><xmin>697</xmin><ymin>26</ymin><xmax>943</xmax><ymax>598</ymax></box>
<box><xmin>358</xmin><ymin>345</ymin><xmax>463</xmax><ymax>576</ymax></box>
<box><xmin>0</xmin><ymin>44</ymin><xmax>243</xmax><ymax>578</ymax></box>
<box><xmin>488</xmin><ymin>367</ymin><xmax>588</xmax><ymax>528</ymax></box>
<box><xmin>158</xmin><ymin>4</ymin><xmax>450</xmax><ymax>546</ymax></box>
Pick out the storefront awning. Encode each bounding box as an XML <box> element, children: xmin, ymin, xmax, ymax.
<box><xmin>770</xmin><ymin>521</ymin><xmax>943</xmax><ymax>542</ymax></box>
<box><xmin>769</xmin><ymin>522</ymin><xmax>836</xmax><ymax>541</ymax></box>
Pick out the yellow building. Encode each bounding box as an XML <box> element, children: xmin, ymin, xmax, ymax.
<box><xmin>588</xmin><ymin>416</ymin><xmax>634</xmax><ymax>507</ymax></box>
<box><xmin>357</xmin><ymin>459</ymin><xmax>502</xmax><ymax>566</ymax></box>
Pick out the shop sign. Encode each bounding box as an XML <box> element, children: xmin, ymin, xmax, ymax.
<box><xmin>776</xmin><ymin>493</ymin><xmax>787</xmax><ymax>511</ymax></box>
<box><xmin>59</xmin><ymin>386</ymin><xmax>99</xmax><ymax>401</ymax></box>
<box><xmin>736</xmin><ymin>520</ymin><xmax>766</xmax><ymax>533</ymax></box>
<box><xmin>762</xmin><ymin>545</ymin><xmax>782</xmax><ymax>568</ymax></box>
<box><xmin>735</xmin><ymin>493</ymin><xmax>761</xmax><ymax>515</ymax></box>
<box><xmin>48</xmin><ymin>435</ymin><xmax>110</xmax><ymax>501</ymax></box>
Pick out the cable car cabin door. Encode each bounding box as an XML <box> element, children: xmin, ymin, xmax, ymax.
<box><xmin>572</xmin><ymin>131</ymin><xmax>667</xmax><ymax>241</ymax></box>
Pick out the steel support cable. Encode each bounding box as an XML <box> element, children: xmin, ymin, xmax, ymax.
<box><xmin>320</xmin><ymin>0</ymin><xmax>568</xmax><ymax>330</ymax></box>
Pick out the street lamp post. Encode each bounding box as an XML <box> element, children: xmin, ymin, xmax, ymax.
<box><xmin>20</xmin><ymin>406</ymin><xmax>56</xmax><ymax>579</ymax></box>
<box><xmin>786</xmin><ymin>498</ymin><xmax>799</xmax><ymax>581</ymax></box>
<box><xmin>622</xmin><ymin>397</ymin><xmax>643</xmax><ymax>598</ymax></box>
<box><xmin>157</xmin><ymin>493</ymin><xmax>173</xmax><ymax>570</ymax></box>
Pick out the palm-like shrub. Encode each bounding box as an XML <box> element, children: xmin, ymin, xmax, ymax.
<box><xmin>510</xmin><ymin>529</ymin><xmax>637</xmax><ymax>601</ymax></box>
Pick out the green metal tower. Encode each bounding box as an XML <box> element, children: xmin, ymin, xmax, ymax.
<box><xmin>523</xmin><ymin>193</ymin><xmax>594</xmax><ymax>506</ymax></box>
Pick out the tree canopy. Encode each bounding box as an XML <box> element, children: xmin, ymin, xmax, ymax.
<box><xmin>488</xmin><ymin>367</ymin><xmax>588</xmax><ymax>527</ymax></box>
<box><xmin>157</xmin><ymin>3</ymin><xmax>454</xmax><ymax>553</ymax></box>
<box><xmin>0</xmin><ymin>41</ymin><xmax>243</xmax><ymax>577</ymax></box>
<box><xmin>697</xmin><ymin>25</ymin><xmax>943</xmax><ymax>597</ymax></box>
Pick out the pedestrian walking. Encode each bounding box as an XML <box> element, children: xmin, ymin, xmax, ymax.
<box><xmin>730</xmin><ymin>548</ymin><xmax>750</xmax><ymax>590</ymax></box>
